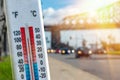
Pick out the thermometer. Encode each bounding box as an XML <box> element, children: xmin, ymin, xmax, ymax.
<box><xmin>4</xmin><ymin>0</ymin><xmax>50</xmax><ymax>80</ymax></box>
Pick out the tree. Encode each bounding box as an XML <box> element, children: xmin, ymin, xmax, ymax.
<box><xmin>0</xmin><ymin>0</ymin><xmax>8</xmax><ymax>56</ymax></box>
<box><xmin>100</xmin><ymin>39</ymin><xmax>108</xmax><ymax>50</ymax></box>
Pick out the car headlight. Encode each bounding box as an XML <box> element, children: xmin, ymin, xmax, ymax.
<box><xmin>103</xmin><ymin>50</ymin><xmax>106</xmax><ymax>53</ymax></box>
<box><xmin>62</xmin><ymin>50</ymin><xmax>65</xmax><ymax>54</ymax></box>
<box><xmin>59</xmin><ymin>50</ymin><xmax>61</xmax><ymax>53</ymax></box>
<box><xmin>72</xmin><ymin>50</ymin><xmax>75</xmax><ymax>53</ymax></box>
<box><xmin>68</xmin><ymin>50</ymin><xmax>71</xmax><ymax>53</ymax></box>
<box><xmin>51</xmin><ymin>49</ymin><xmax>54</xmax><ymax>53</ymax></box>
<box><xmin>78</xmin><ymin>51</ymin><xmax>82</xmax><ymax>54</ymax></box>
<box><xmin>88</xmin><ymin>50</ymin><xmax>92</xmax><ymax>54</ymax></box>
<box><xmin>47</xmin><ymin>50</ymin><xmax>50</xmax><ymax>53</ymax></box>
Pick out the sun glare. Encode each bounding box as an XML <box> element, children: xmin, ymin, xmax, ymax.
<box><xmin>63</xmin><ymin>0</ymin><xmax>120</xmax><ymax>29</ymax></box>
<box><xmin>78</xmin><ymin>0</ymin><xmax>118</xmax><ymax>12</ymax></box>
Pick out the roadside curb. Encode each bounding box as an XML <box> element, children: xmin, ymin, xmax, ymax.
<box><xmin>48</xmin><ymin>56</ymin><xmax>102</xmax><ymax>80</ymax></box>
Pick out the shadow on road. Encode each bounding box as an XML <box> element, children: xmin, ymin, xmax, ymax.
<box><xmin>66</xmin><ymin>56</ymin><xmax>120</xmax><ymax>60</ymax></box>
<box><xmin>66</xmin><ymin>57</ymin><xmax>92</xmax><ymax>60</ymax></box>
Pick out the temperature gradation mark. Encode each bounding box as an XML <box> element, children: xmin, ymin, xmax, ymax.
<box><xmin>20</xmin><ymin>26</ymin><xmax>39</xmax><ymax>80</ymax></box>
<box><xmin>29</xmin><ymin>26</ymin><xmax>39</xmax><ymax>80</ymax></box>
<box><xmin>20</xmin><ymin>27</ymin><xmax>30</xmax><ymax>80</ymax></box>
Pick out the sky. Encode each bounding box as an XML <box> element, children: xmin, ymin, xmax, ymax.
<box><xmin>42</xmin><ymin>0</ymin><xmax>74</xmax><ymax>10</ymax></box>
<box><xmin>41</xmin><ymin>0</ymin><xmax>118</xmax><ymax>25</ymax></box>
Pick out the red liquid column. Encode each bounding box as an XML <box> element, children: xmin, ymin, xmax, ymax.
<box><xmin>29</xmin><ymin>26</ymin><xmax>39</xmax><ymax>80</ymax></box>
<box><xmin>20</xmin><ymin>27</ymin><xmax>30</xmax><ymax>80</ymax></box>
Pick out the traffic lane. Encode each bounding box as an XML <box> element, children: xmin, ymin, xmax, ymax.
<box><xmin>48</xmin><ymin>53</ymin><xmax>120</xmax><ymax>80</ymax></box>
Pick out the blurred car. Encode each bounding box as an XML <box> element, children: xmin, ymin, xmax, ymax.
<box><xmin>61</xmin><ymin>48</ymin><xmax>71</xmax><ymax>55</ymax></box>
<box><xmin>55</xmin><ymin>49</ymin><xmax>61</xmax><ymax>54</ymax></box>
<box><xmin>47</xmin><ymin>48</ymin><xmax>55</xmax><ymax>53</ymax></box>
<box><xmin>75</xmin><ymin>47</ymin><xmax>92</xmax><ymax>58</ymax></box>
<box><xmin>94</xmin><ymin>48</ymin><xmax>107</xmax><ymax>54</ymax></box>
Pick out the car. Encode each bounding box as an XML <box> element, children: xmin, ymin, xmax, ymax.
<box><xmin>60</xmin><ymin>48</ymin><xmax>71</xmax><ymax>55</ymax></box>
<box><xmin>55</xmin><ymin>49</ymin><xmax>61</xmax><ymax>54</ymax></box>
<box><xmin>47</xmin><ymin>48</ymin><xmax>55</xmax><ymax>53</ymax></box>
<box><xmin>94</xmin><ymin>48</ymin><xmax>106</xmax><ymax>54</ymax></box>
<box><xmin>75</xmin><ymin>47</ymin><xmax>92</xmax><ymax>58</ymax></box>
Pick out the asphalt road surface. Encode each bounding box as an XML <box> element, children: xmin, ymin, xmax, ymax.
<box><xmin>49</xmin><ymin>53</ymin><xmax>120</xmax><ymax>80</ymax></box>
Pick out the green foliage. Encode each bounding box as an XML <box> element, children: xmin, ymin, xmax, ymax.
<box><xmin>109</xmin><ymin>44</ymin><xmax>120</xmax><ymax>51</ymax></box>
<box><xmin>0</xmin><ymin>56</ymin><xmax>13</xmax><ymax>80</ymax></box>
<box><xmin>107</xmin><ymin>51</ymin><xmax>120</xmax><ymax>55</ymax></box>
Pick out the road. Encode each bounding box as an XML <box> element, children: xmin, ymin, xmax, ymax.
<box><xmin>48</xmin><ymin>53</ymin><xmax>120</xmax><ymax>80</ymax></box>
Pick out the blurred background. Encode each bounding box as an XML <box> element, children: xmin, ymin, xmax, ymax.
<box><xmin>43</xmin><ymin>0</ymin><xmax>120</xmax><ymax>53</ymax></box>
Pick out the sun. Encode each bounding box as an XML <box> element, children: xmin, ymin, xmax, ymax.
<box><xmin>75</xmin><ymin>0</ymin><xmax>118</xmax><ymax>12</ymax></box>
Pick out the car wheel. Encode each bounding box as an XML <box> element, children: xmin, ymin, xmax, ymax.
<box><xmin>75</xmin><ymin>54</ymin><xmax>80</xmax><ymax>58</ymax></box>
